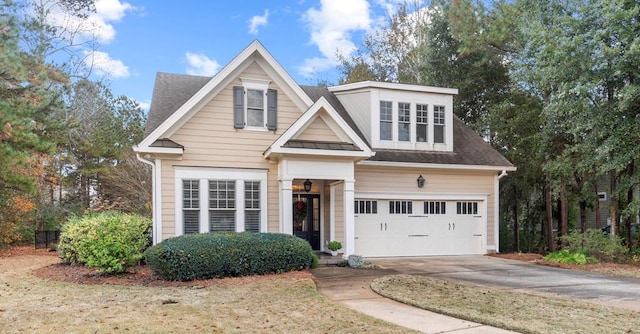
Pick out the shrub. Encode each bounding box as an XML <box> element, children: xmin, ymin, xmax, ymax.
<box><xmin>58</xmin><ymin>211</ymin><xmax>151</xmax><ymax>273</ymax></box>
<box><xmin>144</xmin><ymin>232</ymin><xmax>315</xmax><ymax>281</ymax></box>
<box><xmin>544</xmin><ymin>250</ymin><xmax>598</xmax><ymax>265</ymax></box>
<box><xmin>561</xmin><ymin>229</ymin><xmax>628</xmax><ymax>263</ymax></box>
<box><xmin>328</xmin><ymin>240</ymin><xmax>342</xmax><ymax>251</ymax></box>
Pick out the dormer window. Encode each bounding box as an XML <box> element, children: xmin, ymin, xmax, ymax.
<box><xmin>380</xmin><ymin>101</ymin><xmax>392</xmax><ymax>140</ymax></box>
<box><xmin>416</xmin><ymin>104</ymin><xmax>428</xmax><ymax>142</ymax></box>
<box><xmin>434</xmin><ymin>105</ymin><xmax>445</xmax><ymax>143</ymax></box>
<box><xmin>398</xmin><ymin>102</ymin><xmax>410</xmax><ymax>141</ymax></box>
<box><xmin>233</xmin><ymin>78</ymin><xmax>277</xmax><ymax>131</ymax></box>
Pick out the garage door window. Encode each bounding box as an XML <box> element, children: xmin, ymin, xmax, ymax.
<box><xmin>424</xmin><ymin>201</ymin><xmax>446</xmax><ymax>214</ymax></box>
<box><xmin>355</xmin><ymin>200</ymin><xmax>377</xmax><ymax>214</ymax></box>
<box><xmin>390</xmin><ymin>200</ymin><xmax>412</xmax><ymax>214</ymax></box>
<box><xmin>457</xmin><ymin>202</ymin><xmax>478</xmax><ymax>215</ymax></box>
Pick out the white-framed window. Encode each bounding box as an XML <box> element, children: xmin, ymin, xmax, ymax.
<box><xmin>389</xmin><ymin>200</ymin><xmax>412</xmax><ymax>214</ymax></box>
<box><xmin>398</xmin><ymin>102</ymin><xmax>410</xmax><ymax>142</ymax></box>
<box><xmin>434</xmin><ymin>105</ymin><xmax>446</xmax><ymax>144</ymax></box>
<box><xmin>416</xmin><ymin>103</ymin><xmax>428</xmax><ymax>142</ymax></box>
<box><xmin>597</xmin><ymin>192</ymin><xmax>607</xmax><ymax>202</ymax></box>
<box><xmin>245</xmin><ymin>181</ymin><xmax>261</xmax><ymax>232</ymax></box>
<box><xmin>233</xmin><ymin>79</ymin><xmax>277</xmax><ymax>131</ymax></box>
<box><xmin>380</xmin><ymin>101</ymin><xmax>392</xmax><ymax>140</ymax></box>
<box><xmin>175</xmin><ymin>167</ymin><xmax>268</xmax><ymax>235</ymax></box>
<box><xmin>209</xmin><ymin>180</ymin><xmax>236</xmax><ymax>232</ymax></box>
<box><xmin>424</xmin><ymin>201</ymin><xmax>446</xmax><ymax>215</ymax></box>
<box><xmin>355</xmin><ymin>200</ymin><xmax>378</xmax><ymax>214</ymax></box>
<box><xmin>182</xmin><ymin>180</ymin><xmax>200</xmax><ymax>234</ymax></box>
<box><xmin>456</xmin><ymin>201</ymin><xmax>478</xmax><ymax>215</ymax></box>
<box><xmin>246</xmin><ymin>89</ymin><xmax>265</xmax><ymax>127</ymax></box>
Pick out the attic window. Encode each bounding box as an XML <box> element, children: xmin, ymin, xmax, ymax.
<box><xmin>234</xmin><ymin>79</ymin><xmax>277</xmax><ymax>131</ymax></box>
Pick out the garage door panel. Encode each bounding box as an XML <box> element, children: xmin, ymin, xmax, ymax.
<box><xmin>355</xmin><ymin>199</ymin><xmax>484</xmax><ymax>257</ymax></box>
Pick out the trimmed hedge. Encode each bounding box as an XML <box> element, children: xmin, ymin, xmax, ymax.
<box><xmin>144</xmin><ymin>232</ymin><xmax>315</xmax><ymax>281</ymax></box>
<box><xmin>58</xmin><ymin>211</ymin><xmax>151</xmax><ymax>273</ymax></box>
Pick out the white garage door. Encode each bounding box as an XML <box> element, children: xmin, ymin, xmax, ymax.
<box><xmin>354</xmin><ymin>199</ymin><xmax>484</xmax><ymax>257</ymax></box>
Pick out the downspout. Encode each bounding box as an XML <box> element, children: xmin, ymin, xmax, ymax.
<box><xmin>495</xmin><ymin>170</ymin><xmax>508</xmax><ymax>253</ymax></box>
<box><xmin>136</xmin><ymin>151</ymin><xmax>158</xmax><ymax>244</ymax></box>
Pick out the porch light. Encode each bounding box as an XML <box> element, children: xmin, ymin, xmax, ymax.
<box><xmin>417</xmin><ymin>175</ymin><xmax>425</xmax><ymax>188</ymax></box>
<box><xmin>304</xmin><ymin>179</ymin><xmax>313</xmax><ymax>193</ymax></box>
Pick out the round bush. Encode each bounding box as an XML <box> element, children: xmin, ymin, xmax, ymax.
<box><xmin>58</xmin><ymin>211</ymin><xmax>151</xmax><ymax>273</ymax></box>
<box><xmin>144</xmin><ymin>232</ymin><xmax>315</xmax><ymax>281</ymax></box>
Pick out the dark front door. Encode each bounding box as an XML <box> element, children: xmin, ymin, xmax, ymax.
<box><xmin>293</xmin><ymin>194</ymin><xmax>320</xmax><ymax>250</ymax></box>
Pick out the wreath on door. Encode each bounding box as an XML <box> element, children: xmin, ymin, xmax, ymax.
<box><xmin>294</xmin><ymin>200</ymin><xmax>307</xmax><ymax>222</ymax></box>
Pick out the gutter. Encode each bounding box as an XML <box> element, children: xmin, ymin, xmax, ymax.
<box><xmin>136</xmin><ymin>152</ymin><xmax>158</xmax><ymax>245</ymax></box>
<box><xmin>498</xmin><ymin>169</ymin><xmax>508</xmax><ymax>179</ymax></box>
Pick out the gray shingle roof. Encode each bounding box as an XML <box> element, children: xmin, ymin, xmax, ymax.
<box><xmin>369</xmin><ymin>118</ymin><xmax>513</xmax><ymax>167</ymax></box>
<box><xmin>283</xmin><ymin>139</ymin><xmax>362</xmax><ymax>151</ymax></box>
<box><xmin>143</xmin><ymin>73</ymin><xmax>513</xmax><ymax>168</ymax></box>
<box><xmin>144</xmin><ymin>72</ymin><xmax>211</xmax><ymax>136</ymax></box>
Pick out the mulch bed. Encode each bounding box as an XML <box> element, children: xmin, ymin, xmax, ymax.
<box><xmin>2</xmin><ymin>246</ymin><xmax>311</xmax><ymax>287</ymax></box>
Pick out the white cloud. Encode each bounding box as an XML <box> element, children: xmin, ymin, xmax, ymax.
<box><xmin>249</xmin><ymin>9</ymin><xmax>269</xmax><ymax>35</ymax></box>
<box><xmin>296</xmin><ymin>57</ymin><xmax>336</xmax><ymax>78</ymax></box>
<box><xmin>44</xmin><ymin>0</ymin><xmax>136</xmax><ymax>44</ymax></box>
<box><xmin>84</xmin><ymin>50</ymin><xmax>130</xmax><ymax>78</ymax></box>
<box><xmin>185</xmin><ymin>52</ymin><xmax>221</xmax><ymax>76</ymax></box>
<box><xmin>138</xmin><ymin>101</ymin><xmax>150</xmax><ymax>111</ymax></box>
<box><xmin>300</xmin><ymin>0</ymin><xmax>373</xmax><ymax>76</ymax></box>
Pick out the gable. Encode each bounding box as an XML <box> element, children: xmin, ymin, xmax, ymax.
<box><xmin>293</xmin><ymin>113</ymin><xmax>344</xmax><ymax>143</ymax></box>
<box><xmin>136</xmin><ymin>40</ymin><xmax>313</xmax><ymax>152</ymax></box>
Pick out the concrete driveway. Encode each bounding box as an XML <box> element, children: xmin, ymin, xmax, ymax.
<box><xmin>370</xmin><ymin>256</ymin><xmax>640</xmax><ymax>310</ymax></box>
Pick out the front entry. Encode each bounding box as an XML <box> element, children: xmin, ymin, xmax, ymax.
<box><xmin>293</xmin><ymin>194</ymin><xmax>320</xmax><ymax>250</ymax></box>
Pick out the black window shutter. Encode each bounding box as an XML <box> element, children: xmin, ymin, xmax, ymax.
<box><xmin>233</xmin><ymin>86</ymin><xmax>244</xmax><ymax>129</ymax></box>
<box><xmin>267</xmin><ymin>89</ymin><xmax>277</xmax><ymax>131</ymax></box>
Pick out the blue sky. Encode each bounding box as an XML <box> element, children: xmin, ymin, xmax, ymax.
<box><xmin>72</xmin><ymin>0</ymin><xmax>403</xmax><ymax>110</ymax></box>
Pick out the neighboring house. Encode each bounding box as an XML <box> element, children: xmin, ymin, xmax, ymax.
<box><xmin>134</xmin><ymin>40</ymin><xmax>516</xmax><ymax>258</ymax></box>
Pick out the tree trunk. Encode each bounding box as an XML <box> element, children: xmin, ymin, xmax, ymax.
<box><xmin>625</xmin><ymin>161</ymin><xmax>634</xmax><ymax>252</ymax></box>
<box><xmin>513</xmin><ymin>185</ymin><xmax>519</xmax><ymax>252</ymax></box>
<box><xmin>579</xmin><ymin>201</ymin><xmax>586</xmax><ymax>233</ymax></box>
<box><xmin>559</xmin><ymin>183</ymin><xmax>568</xmax><ymax>247</ymax></box>
<box><xmin>545</xmin><ymin>184</ymin><xmax>555</xmax><ymax>252</ymax></box>
<box><xmin>594</xmin><ymin>183</ymin><xmax>602</xmax><ymax>229</ymax></box>
<box><xmin>610</xmin><ymin>172</ymin><xmax>618</xmax><ymax>237</ymax></box>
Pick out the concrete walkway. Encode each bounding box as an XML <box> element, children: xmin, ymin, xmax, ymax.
<box><xmin>311</xmin><ymin>266</ymin><xmax>518</xmax><ymax>334</ymax></box>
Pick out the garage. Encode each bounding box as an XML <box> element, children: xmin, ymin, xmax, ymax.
<box><xmin>354</xmin><ymin>199</ymin><xmax>484</xmax><ymax>257</ymax></box>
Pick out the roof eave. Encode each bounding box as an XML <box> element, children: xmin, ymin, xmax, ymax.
<box><xmin>358</xmin><ymin>160</ymin><xmax>516</xmax><ymax>171</ymax></box>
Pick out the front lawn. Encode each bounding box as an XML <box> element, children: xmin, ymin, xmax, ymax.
<box><xmin>0</xmin><ymin>251</ymin><xmax>412</xmax><ymax>333</ymax></box>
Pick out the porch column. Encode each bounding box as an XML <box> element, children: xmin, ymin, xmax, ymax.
<box><xmin>280</xmin><ymin>178</ymin><xmax>293</xmax><ymax>234</ymax></box>
<box><xmin>343</xmin><ymin>179</ymin><xmax>355</xmax><ymax>258</ymax></box>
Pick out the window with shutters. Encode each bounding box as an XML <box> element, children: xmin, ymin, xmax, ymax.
<box><xmin>234</xmin><ymin>79</ymin><xmax>277</xmax><ymax>131</ymax></box>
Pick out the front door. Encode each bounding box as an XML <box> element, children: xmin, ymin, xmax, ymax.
<box><xmin>293</xmin><ymin>194</ymin><xmax>320</xmax><ymax>250</ymax></box>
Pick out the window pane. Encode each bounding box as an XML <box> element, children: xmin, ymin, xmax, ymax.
<box><xmin>247</xmin><ymin>89</ymin><xmax>263</xmax><ymax>108</ymax></box>
<box><xmin>380</xmin><ymin>101</ymin><xmax>392</xmax><ymax>140</ymax></box>
<box><xmin>210</xmin><ymin>210</ymin><xmax>235</xmax><ymax>232</ymax></box>
<box><xmin>416</xmin><ymin>124</ymin><xmax>427</xmax><ymax>142</ymax></box>
<box><xmin>247</xmin><ymin>109</ymin><xmax>263</xmax><ymax>127</ymax></box>
<box><xmin>183</xmin><ymin>180</ymin><xmax>199</xmax><ymax>209</ymax></box>
<box><xmin>389</xmin><ymin>201</ymin><xmax>394</xmax><ymax>214</ymax></box>
<box><xmin>372</xmin><ymin>201</ymin><xmax>377</xmax><ymax>214</ymax></box>
<box><xmin>398</xmin><ymin>102</ymin><xmax>410</xmax><ymax>142</ymax></box>
<box><xmin>245</xmin><ymin>210</ymin><xmax>260</xmax><ymax>232</ymax></box>
<box><xmin>354</xmin><ymin>200</ymin><xmax>359</xmax><ymax>214</ymax></box>
<box><xmin>184</xmin><ymin>210</ymin><xmax>199</xmax><ymax>234</ymax></box>
<box><xmin>441</xmin><ymin>202</ymin><xmax>446</xmax><ymax>214</ymax></box>
<box><xmin>407</xmin><ymin>201</ymin><xmax>413</xmax><ymax>214</ymax></box>
<box><xmin>210</xmin><ymin>180</ymin><xmax>235</xmax><ymax>209</ymax></box>
<box><xmin>434</xmin><ymin>125</ymin><xmax>444</xmax><ymax>143</ymax></box>
<box><xmin>244</xmin><ymin>181</ymin><xmax>260</xmax><ymax>209</ymax></box>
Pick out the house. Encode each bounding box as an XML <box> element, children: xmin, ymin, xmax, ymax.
<box><xmin>134</xmin><ymin>40</ymin><xmax>516</xmax><ymax>258</ymax></box>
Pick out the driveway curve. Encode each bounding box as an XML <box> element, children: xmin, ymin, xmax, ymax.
<box><xmin>370</xmin><ymin>256</ymin><xmax>640</xmax><ymax>310</ymax></box>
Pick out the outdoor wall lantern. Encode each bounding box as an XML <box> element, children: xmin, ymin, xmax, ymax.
<box><xmin>304</xmin><ymin>179</ymin><xmax>313</xmax><ymax>193</ymax></box>
<box><xmin>417</xmin><ymin>175</ymin><xmax>425</xmax><ymax>188</ymax></box>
